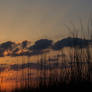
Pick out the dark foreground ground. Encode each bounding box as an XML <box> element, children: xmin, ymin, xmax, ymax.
<box><xmin>13</xmin><ymin>81</ymin><xmax>92</xmax><ymax>92</ymax></box>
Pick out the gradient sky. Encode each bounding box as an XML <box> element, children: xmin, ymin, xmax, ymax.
<box><xmin>0</xmin><ymin>0</ymin><xmax>92</xmax><ymax>42</ymax></box>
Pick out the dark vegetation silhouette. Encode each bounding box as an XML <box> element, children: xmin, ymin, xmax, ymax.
<box><xmin>0</xmin><ymin>18</ymin><xmax>92</xmax><ymax>92</ymax></box>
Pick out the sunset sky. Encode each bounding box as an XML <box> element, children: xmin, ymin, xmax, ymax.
<box><xmin>0</xmin><ymin>0</ymin><xmax>92</xmax><ymax>42</ymax></box>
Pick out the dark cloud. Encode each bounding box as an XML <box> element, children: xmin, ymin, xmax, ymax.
<box><xmin>10</xmin><ymin>62</ymin><xmax>71</xmax><ymax>71</ymax></box>
<box><xmin>21</xmin><ymin>40</ymin><xmax>31</xmax><ymax>49</ymax></box>
<box><xmin>0</xmin><ymin>38</ymin><xmax>91</xmax><ymax>56</ymax></box>
<box><xmin>29</xmin><ymin>39</ymin><xmax>52</xmax><ymax>51</ymax></box>
<box><xmin>0</xmin><ymin>41</ymin><xmax>16</xmax><ymax>50</ymax></box>
<box><xmin>53</xmin><ymin>37</ymin><xmax>90</xmax><ymax>50</ymax></box>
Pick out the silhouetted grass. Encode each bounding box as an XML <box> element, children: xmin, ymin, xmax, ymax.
<box><xmin>1</xmin><ymin>18</ymin><xmax>92</xmax><ymax>92</ymax></box>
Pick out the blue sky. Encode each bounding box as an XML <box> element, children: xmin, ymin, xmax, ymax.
<box><xmin>0</xmin><ymin>0</ymin><xmax>92</xmax><ymax>42</ymax></box>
